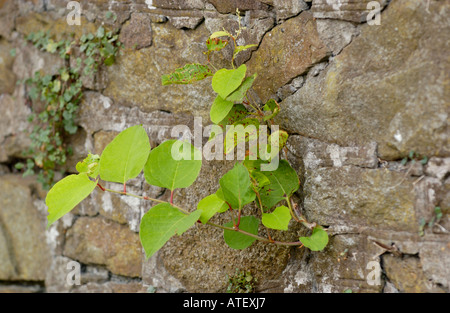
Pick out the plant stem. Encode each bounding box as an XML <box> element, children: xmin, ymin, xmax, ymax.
<box><xmin>97</xmin><ymin>183</ymin><xmax>303</xmax><ymax>247</ymax></box>
<box><xmin>97</xmin><ymin>184</ymin><xmax>189</xmax><ymax>214</ymax></box>
<box><xmin>286</xmin><ymin>195</ymin><xmax>302</xmax><ymax>224</ymax></box>
<box><xmin>254</xmin><ymin>188</ymin><xmax>274</xmax><ymax>242</ymax></box>
<box><xmin>286</xmin><ymin>196</ymin><xmax>316</xmax><ymax>230</ymax></box>
<box><xmin>207</xmin><ymin>221</ymin><xmax>302</xmax><ymax>247</ymax></box>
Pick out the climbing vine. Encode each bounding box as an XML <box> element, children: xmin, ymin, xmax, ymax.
<box><xmin>44</xmin><ymin>20</ymin><xmax>328</xmax><ymax>261</ymax></box>
<box><xmin>15</xmin><ymin>25</ymin><xmax>121</xmax><ymax>189</ymax></box>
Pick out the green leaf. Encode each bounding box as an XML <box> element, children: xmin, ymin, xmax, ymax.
<box><xmin>46</xmin><ymin>173</ymin><xmax>97</xmax><ymax>228</ymax></box>
<box><xmin>259</xmin><ymin>160</ymin><xmax>299</xmax><ymax>210</ymax></box>
<box><xmin>161</xmin><ymin>64</ymin><xmax>213</xmax><ymax>85</ymax></box>
<box><xmin>219</xmin><ymin>163</ymin><xmax>256</xmax><ymax>210</ymax></box>
<box><xmin>103</xmin><ymin>54</ymin><xmax>115</xmax><ymax>66</ymax></box>
<box><xmin>263</xmin><ymin>99</ymin><xmax>280</xmax><ymax>121</ymax></box>
<box><xmin>212</xmin><ymin>64</ymin><xmax>247</xmax><ymax>99</ymax></box>
<box><xmin>99</xmin><ymin>125</ymin><xmax>151</xmax><ymax>184</ymax></box>
<box><xmin>197</xmin><ymin>194</ymin><xmax>228</xmax><ymax>224</ymax></box>
<box><xmin>139</xmin><ymin>203</ymin><xmax>202</xmax><ymax>259</ymax></box>
<box><xmin>51</xmin><ymin>80</ymin><xmax>61</xmax><ymax>93</ymax></box>
<box><xmin>45</xmin><ymin>40</ymin><xmax>58</xmax><ymax>53</ymax></box>
<box><xmin>223</xmin><ymin>216</ymin><xmax>259</xmax><ymax>250</ymax></box>
<box><xmin>209</xmin><ymin>31</ymin><xmax>232</xmax><ymax>39</ymax></box>
<box><xmin>250</xmin><ymin>171</ymin><xmax>270</xmax><ymax>191</ymax></box>
<box><xmin>76</xmin><ymin>153</ymin><xmax>101</xmax><ymax>178</ymax></box>
<box><xmin>206</xmin><ymin>37</ymin><xmax>228</xmax><ymax>52</ymax></box>
<box><xmin>224</xmin><ymin>118</ymin><xmax>259</xmax><ymax>156</ymax></box>
<box><xmin>300</xmin><ymin>226</ymin><xmax>329</xmax><ymax>251</ymax></box>
<box><xmin>233</xmin><ymin>44</ymin><xmax>258</xmax><ymax>58</ymax></box>
<box><xmin>144</xmin><ymin>139</ymin><xmax>202</xmax><ymax>191</ymax></box>
<box><xmin>225</xmin><ymin>74</ymin><xmax>257</xmax><ymax>103</ymax></box>
<box><xmin>210</xmin><ymin>95</ymin><xmax>234</xmax><ymax>124</ymax></box>
<box><xmin>262</xmin><ymin>205</ymin><xmax>291</xmax><ymax>230</ymax></box>
<box><xmin>259</xmin><ymin>130</ymin><xmax>289</xmax><ymax>161</ymax></box>
<box><xmin>217</xmin><ymin>104</ymin><xmax>249</xmax><ymax>127</ymax></box>
<box><xmin>97</xmin><ymin>26</ymin><xmax>105</xmax><ymax>38</ymax></box>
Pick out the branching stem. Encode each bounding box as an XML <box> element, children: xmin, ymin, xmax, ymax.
<box><xmin>96</xmin><ymin>183</ymin><xmax>303</xmax><ymax>247</ymax></box>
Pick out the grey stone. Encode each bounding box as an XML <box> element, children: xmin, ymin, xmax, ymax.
<box><xmin>425</xmin><ymin>157</ymin><xmax>450</xmax><ymax>181</ymax></box>
<box><xmin>246</xmin><ymin>12</ymin><xmax>329</xmax><ymax>103</ymax></box>
<box><xmin>312</xmin><ymin>0</ymin><xmax>388</xmax><ymax>23</ymax></box>
<box><xmin>63</xmin><ymin>217</ymin><xmax>143</xmax><ymax>278</ymax></box>
<box><xmin>0</xmin><ymin>175</ymin><xmax>51</xmax><ymax>281</ymax></box>
<box><xmin>169</xmin><ymin>16</ymin><xmax>204</xmax><ymax>29</ymax></box>
<box><xmin>277</xmin><ymin>0</ymin><xmax>450</xmax><ymax>160</ymax></box>
<box><xmin>119</xmin><ymin>13</ymin><xmax>153</xmax><ymax>50</ymax></box>
<box><xmin>316</xmin><ymin>19</ymin><xmax>359</xmax><ymax>55</ymax></box>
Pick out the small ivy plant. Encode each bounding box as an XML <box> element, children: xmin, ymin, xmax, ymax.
<box><xmin>45</xmin><ymin>21</ymin><xmax>328</xmax><ymax>263</ymax></box>
<box><xmin>16</xmin><ymin>26</ymin><xmax>121</xmax><ymax>189</ymax></box>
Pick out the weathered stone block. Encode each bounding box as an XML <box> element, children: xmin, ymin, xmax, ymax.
<box><xmin>278</xmin><ymin>0</ymin><xmax>450</xmax><ymax>159</ymax></box>
<box><xmin>0</xmin><ymin>175</ymin><xmax>51</xmax><ymax>281</ymax></box>
<box><xmin>303</xmin><ymin>166</ymin><xmax>417</xmax><ymax>232</ymax></box>
<box><xmin>246</xmin><ymin>12</ymin><xmax>329</xmax><ymax>103</ymax></box>
<box><xmin>119</xmin><ymin>12</ymin><xmax>153</xmax><ymax>49</ymax></box>
<box><xmin>63</xmin><ymin>217</ymin><xmax>143</xmax><ymax>278</ymax></box>
<box><xmin>311</xmin><ymin>0</ymin><xmax>387</xmax><ymax>22</ymax></box>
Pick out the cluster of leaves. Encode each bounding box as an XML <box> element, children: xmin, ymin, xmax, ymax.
<box><xmin>16</xmin><ymin>27</ymin><xmax>121</xmax><ymax>189</ymax></box>
<box><xmin>418</xmin><ymin>206</ymin><xmax>444</xmax><ymax>236</ymax></box>
<box><xmin>226</xmin><ymin>269</ymin><xmax>257</xmax><ymax>293</ymax></box>
<box><xmin>16</xmin><ymin>67</ymin><xmax>82</xmax><ymax>188</ymax></box>
<box><xmin>401</xmin><ymin>150</ymin><xmax>428</xmax><ymax>166</ymax></box>
<box><xmin>45</xmin><ymin>24</ymin><xmax>328</xmax><ymax>267</ymax></box>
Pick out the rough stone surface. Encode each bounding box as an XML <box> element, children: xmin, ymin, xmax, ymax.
<box><xmin>119</xmin><ymin>12</ymin><xmax>153</xmax><ymax>50</ymax></box>
<box><xmin>104</xmin><ymin>23</ymin><xmax>216</xmax><ymax>120</ymax></box>
<box><xmin>0</xmin><ymin>175</ymin><xmax>51</xmax><ymax>281</ymax></box>
<box><xmin>277</xmin><ymin>0</ymin><xmax>450</xmax><ymax>160</ymax></box>
<box><xmin>383</xmin><ymin>254</ymin><xmax>445</xmax><ymax>293</ymax></box>
<box><xmin>204</xmin><ymin>12</ymin><xmax>275</xmax><ymax>65</ymax></box>
<box><xmin>0</xmin><ymin>0</ymin><xmax>449</xmax><ymax>294</ymax></box>
<box><xmin>63</xmin><ymin>217</ymin><xmax>143</xmax><ymax>278</ymax></box>
<box><xmin>311</xmin><ymin>0</ymin><xmax>388</xmax><ymax>22</ymax></box>
<box><xmin>0</xmin><ymin>39</ymin><xmax>16</xmax><ymax>94</ymax></box>
<box><xmin>247</xmin><ymin>12</ymin><xmax>329</xmax><ymax>103</ymax></box>
<box><xmin>272</xmin><ymin>0</ymin><xmax>309</xmax><ymax>21</ymax></box>
<box><xmin>207</xmin><ymin>0</ymin><xmax>269</xmax><ymax>14</ymax></box>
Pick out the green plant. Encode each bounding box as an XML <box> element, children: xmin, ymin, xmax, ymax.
<box><xmin>401</xmin><ymin>150</ymin><xmax>428</xmax><ymax>166</ymax></box>
<box><xmin>44</xmin><ymin>21</ymin><xmax>328</xmax><ymax>263</ymax></box>
<box><xmin>226</xmin><ymin>269</ymin><xmax>257</xmax><ymax>293</ymax></box>
<box><xmin>16</xmin><ymin>27</ymin><xmax>121</xmax><ymax>189</ymax></box>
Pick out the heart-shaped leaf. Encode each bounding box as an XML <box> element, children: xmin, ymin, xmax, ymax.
<box><xmin>144</xmin><ymin>140</ymin><xmax>202</xmax><ymax>191</ymax></box>
<box><xmin>259</xmin><ymin>160</ymin><xmax>299</xmax><ymax>210</ymax></box>
<box><xmin>262</xmin><ymin>205</ymin><xmax>291</xmax><ymax>230</ymax></box>
<box><xmin>99</xmin><ymin>125</ymin><xmax>151</xmax><ymax>184</ymax></box>
<box><xmin>139</xmin><ymin>203</ymin><xmax>202</xmax><ymax>259</ymax></box>
<box><xmin>210</xmin><ymin>95</ymin><xmax>234</xmax><ymax>124</ymax></box>
<box><xmin>197</xmin><ymin>194</ymin><xmax>228</xmax><ymax>224</ymax></box>
<box><xmin>300</xmin><ymin>226</ymin><xmax>329</xmax><ymax>251</ymax></box>
<box><xmin>219</xmin><ymin>163</ymin><xmax>256</xmax><ymax>210</ymax></box>
<box><xmin>225</xmin><ymin>74</ymin><xmax>257</xmax><ymax>103</ymax></box>
<box><xmin>46</xmin><ymin>173</ymin><xmax>97</xmax><ymax>228</ymax></box>
<box><xmin>212</xmin><ymin>64</ymin><xmax>247</xmax><ymax>99</ymax></box>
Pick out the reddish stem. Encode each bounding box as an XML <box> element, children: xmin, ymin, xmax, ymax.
<box><xmin>123</xmin><ymin>183</ymin><xmax>127</xmax><ymax>194</ymax></box>
<box><xmin>97</xmin><ymin>183</ymin><xmax>106</xmax><ymax>192</ymax></box>
<box><xmin>235</xmin><ymin>209</ymin><xmax>242</xmax><ymax>230</ymax></box>
<box><xmin>170</xmin><ymin>190</ymin><xmax>174</xmax><ymax>205</ymax></box>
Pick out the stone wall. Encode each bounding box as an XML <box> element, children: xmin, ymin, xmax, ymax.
<box><xmin>0</xmin><ymin>0</ymin><xmax>449</xmax><ymax>293</ymax></box>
